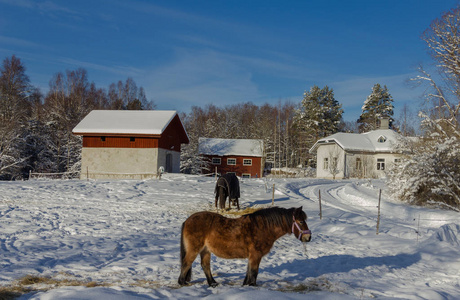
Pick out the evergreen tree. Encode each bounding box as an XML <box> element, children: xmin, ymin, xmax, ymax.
<box><xmin>357</xmin><ymin>84</ymin><xmax>394</xmax><ymax>132</ymax></box>
<box><xmin>294</xmin><ymin>85</ymin><xmax>343</xmax><ymax>166</ymax></box>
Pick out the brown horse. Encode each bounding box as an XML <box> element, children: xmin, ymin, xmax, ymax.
<box><xmin>178</xmin><ymin>206</ymin><xmax>311</xmax><ymax>287</ymax></box>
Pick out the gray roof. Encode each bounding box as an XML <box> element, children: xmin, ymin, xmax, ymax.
<box><xmin>199</xmin><ymin>138</ymin><xmax>264</xmax><ymax>157</ymax></box>
<box><xmin>310</xmin><ymin>129</ymin><xmax>401</xmax><ymax>153</ymax></box>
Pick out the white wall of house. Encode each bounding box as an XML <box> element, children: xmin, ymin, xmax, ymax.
<box><xmin>80</xmin><ymin>148</ymin><xmax>181</xmax><ymax>179</ymax></box>
<box><xmin>316</xmin><ymin>144</ymin><xmax>403</xmax><ymax>179</ymax></box>
<box><xmin>316</xmin><ymin>144</ymin><xmax>346</xmax><ymax>179</ymax></box>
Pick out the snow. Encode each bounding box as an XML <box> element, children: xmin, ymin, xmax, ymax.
<box><xmin>310</xmin><ymin>129</ymin><xmax>400</xmax><ymax>153</ymax></box>
<box><xmin>72</xmin><ymin>110</ymin><xmax>178</xmax><ymax>135</ymax></box>
<box><xmin>198</xmin><ymin>138</ymin><xmax>264</xmax><ymax>157</ymax></box>
<box><xmin>0</xmin><ymin>175</ymin><xmax>459</xmax><ymax>299</ymax></box>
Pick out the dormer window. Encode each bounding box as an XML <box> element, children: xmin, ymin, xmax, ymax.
<box><xmin>377</xmin><ymin>136</ymin><xmax>387</xmax><ymax>143</ymax></box>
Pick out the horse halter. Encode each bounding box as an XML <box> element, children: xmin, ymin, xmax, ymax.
<box><xmin>292</xmin><ymin>216</ymin><xmax>311</xmax><ymax>241</ymax></box>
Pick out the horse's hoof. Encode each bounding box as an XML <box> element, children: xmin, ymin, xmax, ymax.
<box><xmin>209</xmin><ymin>282</ymin><xmax>219</xmax><ymax>288</ymax></box>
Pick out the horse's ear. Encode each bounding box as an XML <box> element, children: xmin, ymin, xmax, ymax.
<box><xmin>293</xmin><ymin>206</ymin><xmax>302</xmax><ymax>216</ymax></box>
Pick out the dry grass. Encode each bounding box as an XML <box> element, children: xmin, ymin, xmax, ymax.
<box><xmin>0</xmin><ymin>275</ymin><xmax>109</xmax><ymax>300</ymax></box>
<box><xmin>223</xmin><ymin>206</ymin><xmax>263</xmax><ymax>217</ymax></box>
<box><xmin>277</xmin><ymin>278</ymin><xmax>334</xmax><ymax>293</ymax></box>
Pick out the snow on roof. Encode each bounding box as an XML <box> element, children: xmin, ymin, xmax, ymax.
<box><xmin>310</xmin><ymin>129</ymin><xmax>401</xmax><ymax>153</ymax></box>
<box><xmin>198</xmin><ymin>138</ymin><xmax>264</xmax><ymax>157</ymax></box>
<box><xmin>72</xmin><ymin>110</ymin><xmax>178</xmax><ymax>135</ymax></box>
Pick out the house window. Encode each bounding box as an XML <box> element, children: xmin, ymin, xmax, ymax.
<box><xmin>227</xmin><ymin>158</ymin><xmax>236</xmax><ymax>165</ymax></box>
<box><xmin>356</xmin><ymin>158</ymin><xmax>362</xmax><ymax>171</ymax></box>
<box><xmin>394</xmin><ymin>158</ymin><xmax>401</xmax><ymax>163</ymax></box>
<box><xmin>323</xmin><ymin>158</ymin><xmax>329</xmax><ymax>170</ymax></box>
<box><xmin>226</xmin><ymin>172</ymin><xmax>236</xmax><ymax>176</ymax></box>
<box><xmin>130</xmin><ymin>137</ymin><xmax>135</xmax><ymax>142</ymax></box>
<box><xmin>242</xmin><ymin>173</ymin><xmax>251</xmax><ymax>178</ymax></box>
<box><xmin>377</xmin><ymin>158</ymin><xmax>385</xmax><ymax>170</ymax></box>
<box><xmin>378</xmin><ymin>136</ymin><xmax>387</xmax><ymax>143</ymax></box>
<box><xmin>243</xmin><ymin>159</ymin><xmax>252</xmax><ymax>166</ymax></box>
<box><xmin>101</xmin><ymin>136</ymin><xmax>106</xmax><ymax>142</ymax></box>
<box><xmin>212</xmin><ymin>158</ymin><xmax>221</xmax><ymax>165</ymax></box>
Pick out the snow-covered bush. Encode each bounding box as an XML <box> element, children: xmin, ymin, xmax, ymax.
<box><xmin>387</xmin><ymin>136</ymin><xmax>460</xmax><ymax>211</ymax></box>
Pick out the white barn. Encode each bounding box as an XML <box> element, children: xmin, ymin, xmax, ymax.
<box><xmin>309</xmin><ymin>120</ymin><xmax>403</xmax><ymax>179</ymax></box>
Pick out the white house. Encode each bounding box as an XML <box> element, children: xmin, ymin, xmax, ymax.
<box><xmin>309</xmin><ymin>119</ymin><xmax>403</xmax><ymax>179</ymax></box>
<box><xmin>72</xmin><ymin>110</ymin><xmax>189</xmax><ymax>180</ymax></box>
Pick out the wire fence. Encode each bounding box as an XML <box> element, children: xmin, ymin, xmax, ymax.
<box><xmin>29</xmin><ymin>170</ymin><xmax>80</xmax><ymax>180</ymax></box>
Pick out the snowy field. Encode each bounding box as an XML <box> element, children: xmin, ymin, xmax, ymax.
<box><xmin>0</xmin><ymin>175</ymin><xmax>459</xmax><ymax>299</ymax></box>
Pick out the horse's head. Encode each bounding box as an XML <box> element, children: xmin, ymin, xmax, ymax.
<box><xmin>292</xmin><ymin>206</ymin><xmax>311</xmax><ymax>243</ymax></box>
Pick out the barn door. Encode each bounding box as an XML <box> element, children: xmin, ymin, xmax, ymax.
<box><xmin>165</xmin><ymin>153</ymin><xmax>173</xmax><ymax>173</ymax></box>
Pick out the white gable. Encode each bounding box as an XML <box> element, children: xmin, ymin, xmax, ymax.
<box><xmin>72</xmin><ymin>110</ymin><xmax>178</xmax><ymax>135</ymax></box>
<box><xmin>198</xmin><ymin>138</ymin><xmax>264</xmax><ymax>157</ymax></box>
<box><xmin>310</xmin><ymin>129</ymin><xmax>401</xmax><ymax>153</ymax></box>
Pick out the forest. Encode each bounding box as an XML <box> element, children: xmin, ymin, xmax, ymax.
<box><xmin>0</xmin><ymin>6</ymin><xmax>459</xmax><ymax>210</ymax></box>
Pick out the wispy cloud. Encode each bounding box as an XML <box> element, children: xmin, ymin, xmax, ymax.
<box><xmin>0</xmin><ymin>0</ymin><xmax>81</xmax><ymax>16</ymax></box>
<box><xmin>56</xmin><ymin>57</ymin><xmax>144</xmax><ymax>77</ymax></box>
<box><xmin>141</xmin><ymin>49</ymin><xmax>261</xmax><ymax>110</ymax></box>
<box><xmin>0</xmin><ymin>35</ymin><xmax>50</xmax><ymax>50</ymax></box>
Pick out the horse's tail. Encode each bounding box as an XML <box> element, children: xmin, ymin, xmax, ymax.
<box><xmin>179</xmin><ymin>221</ymin><xmax>191</xmax><ymax>284</ymax></box>
<box><xmin>180</xmin><ymin>222</ymin><xmax>186</xmax><ymax>263</ymax></box>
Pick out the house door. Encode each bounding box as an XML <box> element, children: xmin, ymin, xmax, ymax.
<box><xmin>165</xmin><ymin>153</ymin><xmax>173</xmax><ymax>173</ymax></box>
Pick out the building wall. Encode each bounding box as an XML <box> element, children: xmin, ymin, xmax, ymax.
<box><xmin>83</xmin><ymin>136</ymin><xmax>159</xmax><ymax>148</ymax></box>
<box><xmin>316</xmin><ymin>144</ymin><xmax>346</xmax><ymax>179</ymax></box>
<box><xmin>80</xmin><ymin>148</ymin><xmax>181</xmax><ymax>179</ymax></box>
<box><xmin>203</xmin><ymin>155</ymin><xmax>263</xmax><ymax>178</ymax></box>
<box><xmin>157</xmin><ymin>148</ymin><xmax>181</xmax><ymax>173</ymax></box>
<box><xmin>316</xmin><ymin>143</ymin><xmax>403</xmax><ymax>179</ymax></box>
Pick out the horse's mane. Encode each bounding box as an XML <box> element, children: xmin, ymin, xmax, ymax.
<box><xmin>244</xmin><ymin>207</ymin><xmax>293</xmax><ymax>230</ymax></box>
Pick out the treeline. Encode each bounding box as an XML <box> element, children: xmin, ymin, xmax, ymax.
<box><xmin>0</xmin><ymin>55</ymin><xmax>155</xmax><ymax>179</ymax></box>
<box><xmin>0</xmin><ymin>54</ymin><xmax>398</xmax><ymax>180</ymax></box>
<box><xmin>180</xmin><ymin>84</ymin><xmax>397</xmax><ymax>174</ymax></box>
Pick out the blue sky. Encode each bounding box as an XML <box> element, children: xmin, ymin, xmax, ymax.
<box><xmin>0</xmin><ymin>0</ymin><xmax>458</xmax><ymax>122</ymax></box>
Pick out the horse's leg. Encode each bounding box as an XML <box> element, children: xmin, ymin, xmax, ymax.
<box><xmin>243</xmin><ymin>254</ymin><xmax>262</xmax><ymax>286</ymax></box>
<box><xmin>200</xmin><ymin>247</ymin><xmax>218</xmax><ymax>287</ymax></box>
<box><xmin>219</xmin><ymin>187</ymin><xmax>226</xmax><ymax>210</ymax></box>
<box><xmin>236</xmin><ymin>198</ymin><xmax>240</xmax><ymax>210</ymax></box>
<box><xmin>215</xmin><ymin>194</ymin><xmax>218</xmax><ymax>209</ymax></box>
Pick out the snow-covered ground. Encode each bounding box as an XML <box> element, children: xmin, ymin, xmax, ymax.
<box><xmin>0</xmin><ymin>175</ymin><xmax>459</xmax><ymax>299</ymax></box>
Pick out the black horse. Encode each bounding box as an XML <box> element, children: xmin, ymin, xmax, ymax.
<box><xmin>214</xmin><ymin>173</ymin><xmax>240</xmax><ymax>210</ymax></box>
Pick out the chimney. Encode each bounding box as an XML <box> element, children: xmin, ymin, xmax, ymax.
<box><xmin>379</xmin><ymin>117</ymin><xmax>390</xmax><ymax>130</ymax></box>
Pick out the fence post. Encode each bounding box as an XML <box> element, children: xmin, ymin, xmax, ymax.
<box><xmin>376</xmin><ymin>189</ymin><xmax>381</xmax><ymax>235</ymax></box>
<box><xmin>272</xmin><ymin>184</ymin><xmax>275</xmax><ymax>206</ymax></box>
<box><xmin>319</xmin><ymin>190</ymin><xmax>322</xmax><ymax>220</ymax></box>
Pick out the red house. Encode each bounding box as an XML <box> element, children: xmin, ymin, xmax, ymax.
<box><xmin>198</xmin><ymin>138</ymin><xmax>264</xmax><ymax>178</ymax></box>
<box><xmin>72</xmin><ymin>110</ymin><xmax>189</xmax><ymax>179</ymax></box>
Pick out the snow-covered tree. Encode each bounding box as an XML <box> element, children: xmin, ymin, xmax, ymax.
<box><xmin>294</xmin><ymin>85</ymin><xmax>343</xmax><ymax>166</ymax></box>
<box><xmin>358</xmin><ymin>84</ymin><xmax>394</xmax><ymax>132</ymax></box>
<box><xmin>387</xmin><ymin>6</ymin><xmax>460</xmax><ymax>211</ymax></box>
<box><xmin>0</xmin><ymin>55</ymin><xmax>35</xmax><ymax>179</ymax></box>
<box><xmin>387</xmin><ymin>136</ymin><xmax>460</xmax><ymax>211</ymax></box>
